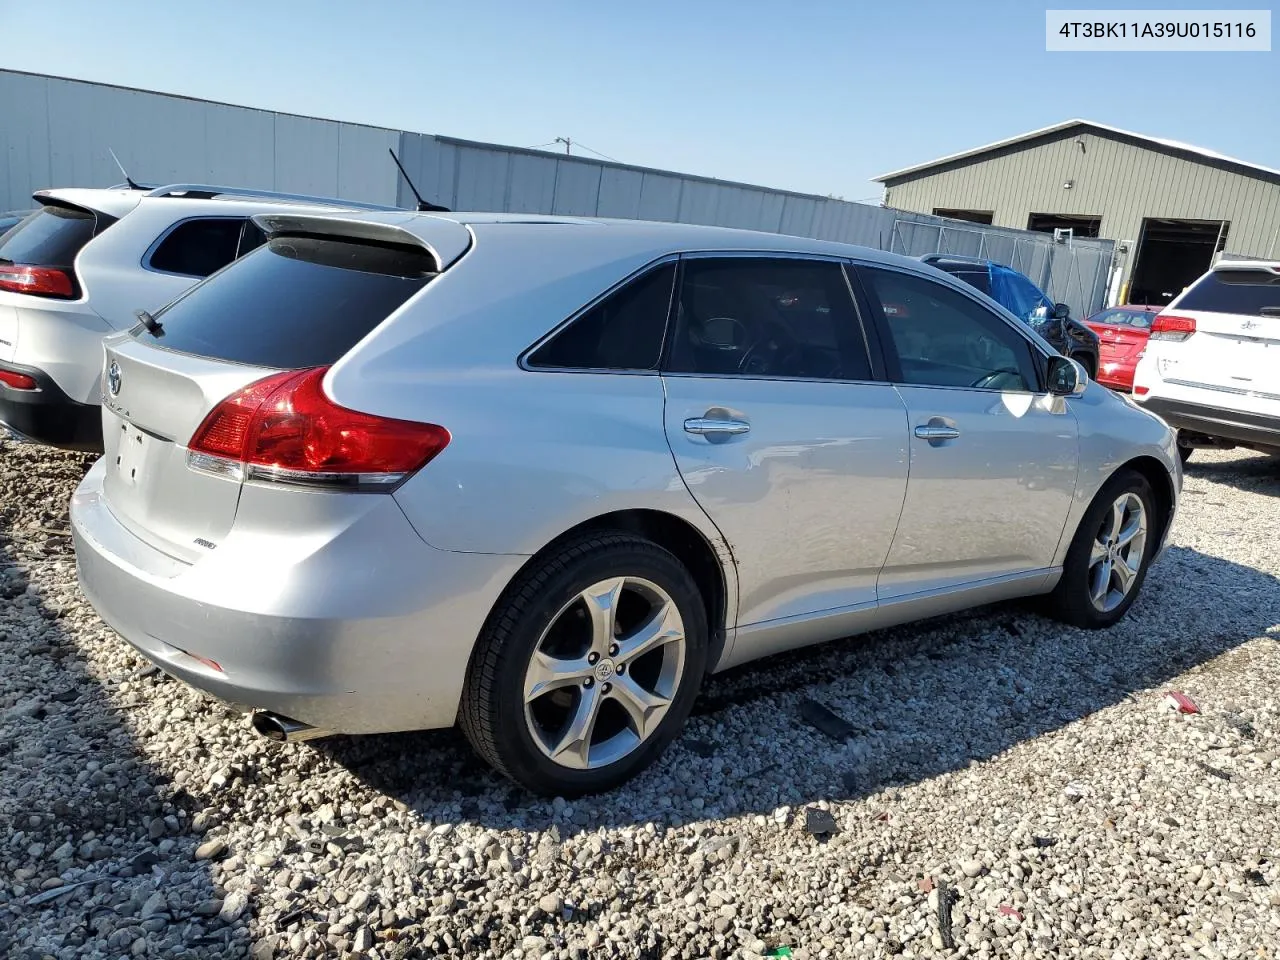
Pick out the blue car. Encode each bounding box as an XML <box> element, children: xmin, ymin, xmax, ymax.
<box><xmin>921</xmin><ymin>254</ymin><xmax>1100</xmax><ymax>379</ymax></box>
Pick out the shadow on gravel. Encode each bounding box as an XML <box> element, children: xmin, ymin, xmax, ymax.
<box><xmin>0</xmin><ymin>440</ymin><xmax>235</xmax><ymax>960</ymax></box>
<box><xmin>1183</xmin><ymin>451</ymin><xmax>1280</xmax><ymax>497</ymax></box>
<box><xmin>314</xmin><ymin>542</ymin><xmax>1280</xmax><ymax>834</ymax></box>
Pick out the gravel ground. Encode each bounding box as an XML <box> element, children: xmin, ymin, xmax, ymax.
<box><xmin>2</xmin><ymin>437</ymin><xmax>1278</xmax><ymax>960</ymax></box>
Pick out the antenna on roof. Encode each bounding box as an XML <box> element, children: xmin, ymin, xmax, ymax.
<box><xmin>388</xmin><ymin>148</ymin><xmax>450</xmax><ymax>212</ymax></box>
<box><xmin>107</xmin><ymin>148</ymin><xmax>145</xmax><ymax>190</ymax></box>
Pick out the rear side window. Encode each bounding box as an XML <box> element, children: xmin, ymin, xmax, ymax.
<box><xmin>0</xmin><ymin>204</ymin><xmax>107</xmax><ymax>267</ymax></box>
<box><xmin>527</xmin><ymin>263</ymin><xmax>676</xmax><ymax>370</ymax></box>
<box><xmin>936</xmin><ymin>265</ymin><xmax>991</xmax><ymax>296</ymax></box>
<box><xmin>147</xmin><ymin>218</ymin><xmax>249</xmax><ymax>278</ymax></box>
<box><xmin>140</xmin><ymin>235</ymin><xmax>436</xmax><ymax>368</ymax></box>
<box><xmin>1176</xmin><ymin>269</ymin><xmax>1280</xmax><ymax>317</ymax></box>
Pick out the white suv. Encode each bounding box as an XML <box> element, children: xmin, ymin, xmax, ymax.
<box><xmin>1133</xmin><ymin>259</ymin><xmax>1280</xmax><ymax>461</ymax></box>
<box><xmin>0</xmin><ymin>184</ymin><xmax>397</xmax><ymax>450</ymax></box>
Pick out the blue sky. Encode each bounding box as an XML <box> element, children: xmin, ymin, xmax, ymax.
<box><xmin>2</xmin><ymin>0</ymin><xmax>1275</xmax><ymax>199</ymax></box>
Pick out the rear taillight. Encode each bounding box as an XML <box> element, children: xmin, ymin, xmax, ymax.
<box><xmin>0</xmin><ymin>265</ymin><xmax>75</xmax><ymax>299</ymax></box>
<box><xmin>0</xmin><ymin>370</ymin><xmax>39</xmax><ymax>390</ymax></box>
<box><xmin>186</xmin><ymin>366</ymin><xmax>450</xmax><ymax>491</ymax></box>
<box><xmin>1150</xmin><ymin>314</ymin><xmax>1196</xmax><ymax>341</ymax></box>
<box><xmin>1134</xmin><ymin>385</ymin><xmax>1150</xmax><ymax>395</ymax></box>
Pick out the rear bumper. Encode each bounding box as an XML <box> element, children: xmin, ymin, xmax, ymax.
<box><xmin>1137</xmin><ymin>395</ymin><xmax>1280</xmax><ymax>452</ymax></box>
<box><xmin>70</xmin><ymin>458</ymin><xmax>527</xmax><ymax>734</ymax></box>
<box><xmin>1096</xmin><ymin>359</ymin><xmax>1136</xmax><ymax>391</ymax></box>
<box><xmin>0</xmin><ymin>359</ymin><xmax>102</xmax><ymax>451</ymax></box>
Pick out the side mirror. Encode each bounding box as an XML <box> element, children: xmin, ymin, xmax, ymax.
<box><xmin>1052</xmin><ymin>302</ymin><xmax>1071</xmax><ymax>320</ymax></box>
<box><xmin>1047</xmin><ymin>355</ymin><xmax>1088</xmax><ymax>397</ymax></box>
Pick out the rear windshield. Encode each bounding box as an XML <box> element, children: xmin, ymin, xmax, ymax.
<box><xmin>1090</xmin><ymin>309</ymin><xmax>1154</xmax><ymax>329</ymax></box>
<box><xmin>138</xmin><ymin>235</ymin><xmax>436</xmax><ymax>368</ymax></box>
<box><xmin>1176</xmin><ymin>269</ymin><xmax>1280</xmax><ymax>318</ymax></box>
<box><xmin>0</xmin><ymin>204</ymin><xmax>107</xmax><ymax>267</ymax></box>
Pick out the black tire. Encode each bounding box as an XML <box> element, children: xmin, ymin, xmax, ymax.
<box><xmin>460</xmin><ymin>533</ymin><xmax>708</xmax><ymax>796</ymax></box>
<box><xmin>1044</xmin><ymin>468</ymin><xmax>1159</xmax><ymax>629</ymax></box>
<box><xmin>1070</xmin><ymin>352</ymin><xmax>1097</xmax><ymax>380</ymax></box>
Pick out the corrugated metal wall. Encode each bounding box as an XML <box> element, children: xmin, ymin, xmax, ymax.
<box><xmin>0</xmin><ymin>70</ymin><xmax>399</xmax><ymax>207</ymax></box>
<box><xmin>882</xmin><ymin>129</ymin><xmax>1280</xmax><ymax>269</ymax></box>
<box><xmin>0</xmin><ymin>69</ymin><xmax>1114</xmax><ymax>316</ymax></box>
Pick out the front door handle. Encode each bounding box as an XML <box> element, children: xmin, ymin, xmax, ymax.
<box><xmin>684</xmin><ymin>417</ymin><xmax>751</xmax><ymax>437</ymax></box>
<box><xmin>914</xmin><ymin>423</ymin><xmax>960</xmax><ymax>442</ymax></box>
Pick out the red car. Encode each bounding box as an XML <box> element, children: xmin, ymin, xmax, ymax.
<box><xmin>1083</xmin><ymin>305</ymin><xmax>1161</xmax><ymax>391</ymax></box>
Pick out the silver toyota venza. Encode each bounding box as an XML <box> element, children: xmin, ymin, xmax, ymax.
<box><xmin>71</xmin><ymin>211</ymin><xmax>1181</xmax><ymax>796</ymax></box>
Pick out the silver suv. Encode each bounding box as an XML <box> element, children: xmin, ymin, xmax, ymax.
<box><xmin>71</xmin><ymin>211</ymin><xmax>1181</xmax><ymax>796</ymax></box>
<box><xmin>0</xmin><ymin>184</ymin><xmax>396</xmax><ymax>450</ymax></box>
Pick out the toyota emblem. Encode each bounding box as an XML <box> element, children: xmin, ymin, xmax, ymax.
<box><xmin>106</xmin><ymin>361</ymin><xmax>122</xmax><ymax>397</ymax></box>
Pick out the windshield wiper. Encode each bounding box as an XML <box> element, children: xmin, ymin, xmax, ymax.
<box><xmin>135</xmin><ymin>309</ymin><xmax>164</xmax><ymax>338</ymax></box>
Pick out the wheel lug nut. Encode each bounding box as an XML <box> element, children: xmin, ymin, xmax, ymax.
<box><xmin>616</xmin><ymin>663</ymin><xmax>625</xmax><ymax>674</ymax></box>
<box><xmin>601</xmin><ymin>682</ymin><xmax>612</xmax><ymax>694</ymax></box>
<box><xmin>587</xmin><ymin>652</ymin><xmax>599</xmax><ymax>664</ymax></box>
<box><xmin>609</xmin><ymin>644</ymin><xmax>619</xmax><ymax>656</ymax></box>
<box><xmin>583</xmin><ymin>678</ymin><xmax>593</xmax><ymax>688</ymax></box>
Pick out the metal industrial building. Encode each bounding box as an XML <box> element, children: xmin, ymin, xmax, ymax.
<box><xmin>1</xmin><ymin>70</ymin><xmax>1113</xmax><ymax>316</ymax></box>
<box><xmin>875</xmin><ymin>119</ymin><xmax>1280</xmax><ymax>307</ymax></box>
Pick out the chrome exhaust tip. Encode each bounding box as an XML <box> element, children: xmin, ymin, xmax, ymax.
<box><xmin>250</xmin><ymin>711</ymin><xmax>330</xmax><ymax>743</ymax></box>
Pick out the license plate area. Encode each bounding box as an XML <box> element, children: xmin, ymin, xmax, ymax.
<box><xmin>115</xmin><ymin>421</ymin><xmax>151</xmax><ymax>487</ymax></box>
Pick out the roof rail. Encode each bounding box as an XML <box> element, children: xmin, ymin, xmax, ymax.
<box><xmin>919</xmin><ymin>252</ymin><xmax>988</xmax><ymax>265</ymax></box>
<box><xmin>143</xmin><ymin>184</ymin><xmax>402</xmax><ymax>212</ymax></box>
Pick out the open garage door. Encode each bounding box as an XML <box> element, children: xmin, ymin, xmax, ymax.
<box><xmin>1128</xmin><ymin>217</ymin><xmax>1229</xmax><ymax>306</ymax></box>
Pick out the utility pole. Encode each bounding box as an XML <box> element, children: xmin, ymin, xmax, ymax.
<box><xmin>555</xmin><ymin>137</ymin><xmax>572</xmax><ymax>155</ymax></box>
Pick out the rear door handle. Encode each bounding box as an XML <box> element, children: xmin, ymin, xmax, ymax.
<box><xmin>684</xmin><ymin>417</ymin><xmax>751</xmax><ymax>437</ymax></box>
<box><xmin>914</xmin><ymin>423</ymin><xmax>960</xmax><ymax>442</ymax></box>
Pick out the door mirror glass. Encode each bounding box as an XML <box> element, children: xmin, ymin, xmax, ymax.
<box><xmin>1029</xmin><ymin>304</ymin><xmax>1050</xmax><ymax>322</ymax></box>
<box><xmin>1047</xmin><ymin>355</ymin><xmax>1087</xmax><ymax>396</ymax></box>
<box><xmin>1052</xmin><ymin>302</ymin><xmax>1071</xmax><ymax>320</ymax></box>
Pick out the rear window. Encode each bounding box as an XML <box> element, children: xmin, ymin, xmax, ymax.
<box><xmin>139</xmin><ymin>235</ymin><xmax>436</xmax><ymax>368</ymax></box>
<box><xmin>933</xmin><ymin>264</ymin><xmax>991</xmax><ymax>296</ymax></box>
<box><xmin>1176</xmin><ymin>269</ymin><xmax>1280</xmax><ymax>318</ymax></box>
<box><xmin>147</xmin><ymin>218</ymin><xmax>249</xmax><ymax>278</ymax></box>
<box><xmin>0</xmin><ymin>204</ymin><xmax>110</xmax><ymax>267</ymax></box>
<box><xmin>1090</xmin><ymin>309</ymin><xmax>1154</xmax><ymax>329</ymax></box>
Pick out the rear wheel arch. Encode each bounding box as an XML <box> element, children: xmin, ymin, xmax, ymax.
<box><xmin>489</xmin><ymin>509</ymin><xmax>733</xmax><ymax>672</ymax></box>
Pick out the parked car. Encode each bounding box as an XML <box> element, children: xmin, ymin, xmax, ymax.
<box><xmin>1082</xmin><ymin>305</ymin><xmax>1160</xmax><ymax>391</ymax></box>
<box><xmin>0</xmin><ymin>184</ymin><xmax>398</xmax><ymax>451</ymax></box>
<box><xmin>70</xmin><ymin>212</ymin><xmax>1181</xmax><ymax>796</ymax></box>
<box><xmin>1133</xmin><ymin>259</ymin><xmax>1280</xmax><ymax>462</ymax></box>
<box><xmin>0</xmin><ymin>209</ymin><xmax>34</xmax><ymax>236</ymax></box>
<box><xmin>920</xmin><ymin>254</ymin><xmax>1101</xmax><ymax>379</ymax></box>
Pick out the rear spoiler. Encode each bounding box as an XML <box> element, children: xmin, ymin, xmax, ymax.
<box><xmin>250</xmin><ymin>213</ymin><xmax>468</xmax><ymax>273</ymax></box>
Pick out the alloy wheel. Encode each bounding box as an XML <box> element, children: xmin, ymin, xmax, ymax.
<box><xmin>1087</xmin><ymin>491</ymin><xmax>1148</xmax><ymax>612</ymax></box>
<box><xmin>522</xmin><ymin>577</ymin><xmax>686</xmax><ymax>770</ymax></box>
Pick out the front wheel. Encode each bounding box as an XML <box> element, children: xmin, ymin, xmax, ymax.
<box><xmin>1044</xmin><ymin>469</ymin><xmax>1159</xmax><ymax>629</ymax></box>
<box><xmin>460</xmin><ymin>533</ymin><xmax>708</xmax><ymax>796</ymax></box>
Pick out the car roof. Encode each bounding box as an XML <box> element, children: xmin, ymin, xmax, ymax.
<box><xmin>276</xmin><ymin>208</ymin><xmax>931</xmax><ymax>271</ymax></box>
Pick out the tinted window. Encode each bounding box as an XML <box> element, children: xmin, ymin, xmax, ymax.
<box><xmin>0</xmin><ymin>205</ymin><xmax>105</xmax><ymax>267</ymax></box>
<box><xmin>1090</xmin><ymin>309</ymin><xmax>1154</xmax><ymax>329</ymax></box>
<box><xmin>861</xmin><ymin>267</ymin><xmax>1038</xmax><ymax>392</ymax></box>
<box><xmin>1176</xmin><ymin>269</ymin><xmax>1280</xmax><ymax>318</ymax></box>
<box><xmin>527</xmin><ymin>263</ymin><xmax>675</xmax><ymax>370</ymax></box>
<box><xmin>929</xmin><ymin>262</ymin><xmax>991</xmax><ymax>296</ymax></box>
<box><xmin>148</xmin><ymin>218</ymin><xmax>246</xmax><ymax>278</ymax></box>
<box><xmin>139</xmin><ymin>236</ymin><xmax>435</xmax><ymax>368</ymax></box>
<box><xmin>665</xmin><ymin>258</ymin><xmax>870</xmax><ymax>380</ymax></box>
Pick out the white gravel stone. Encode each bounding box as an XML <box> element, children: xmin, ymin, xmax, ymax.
<box><xmin>2</xmin><ymin>440</ymin><xmax>1279</xmax><ymax>960</ymax></box>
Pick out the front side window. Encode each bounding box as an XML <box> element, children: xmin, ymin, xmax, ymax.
<box><xmin>665</xmin><ymin>258</ymin><xmax>871</xmax><ymax>380</ymax></box>
<box><xmin>148</xmin><ymin>218</ymin><xmax>248</xmax><ymax>278</ymax></box>
<box><xmin>527</xmin><ymin>263</ymin><xmax>675</xmax><ymax>371</ymax></box>
<box><xmin>860</xmin><ymin>266</ymin><xmax>1039</xmax><ymax>392</ymax></box>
